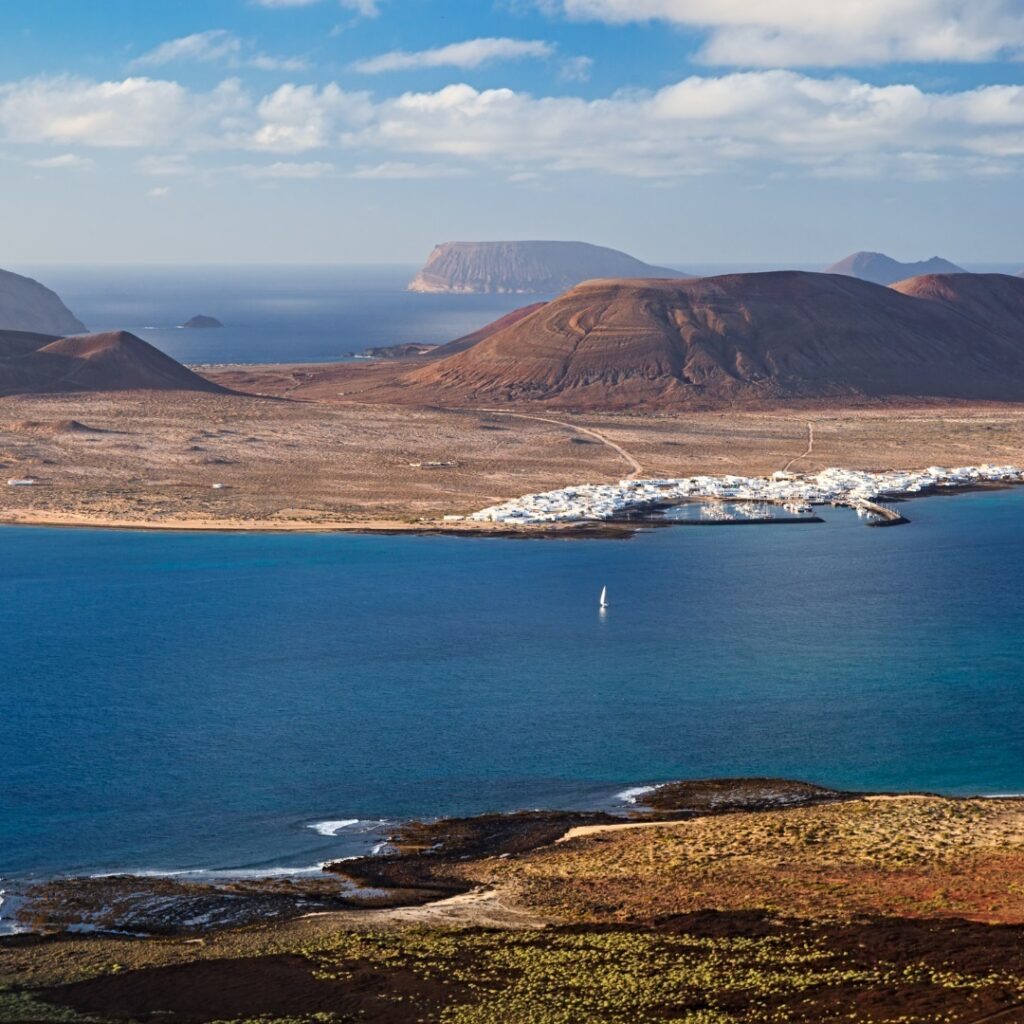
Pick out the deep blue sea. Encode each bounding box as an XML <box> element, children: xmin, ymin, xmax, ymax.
<box><xmin>11</xmin><ymin>264</ymin><xmax>549</xmax><ymax>364</ymax></box>
<box><xmin>2</xmin><ymin>490</ymin><xmax>1024</xmax><ymax>888</ymax></box>
<box><xmin>12</xmin><ymin>262</ymin><xmax>1020</xmax><ymax>366</ymax></box>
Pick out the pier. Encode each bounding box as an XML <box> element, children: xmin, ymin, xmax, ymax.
<box><xmin>852</xmin><ymin>500</ymin><xmax>910</xmax><ymax>526</ymax></box>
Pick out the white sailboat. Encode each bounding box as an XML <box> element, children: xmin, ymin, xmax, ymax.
<box><xmin>599</xmin><ymin>586</ymin><xmax>609</xmax><ymax>609</ymax></box>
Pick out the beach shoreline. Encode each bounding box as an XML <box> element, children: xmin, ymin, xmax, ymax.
<box><xmin>0</xmin><ymin>508</ymin><xmax>640</xmax><ymax>539</ymax></box>
<box><xmin>1</xmin><ymin>473</ymin><xmax>1018</xmax><ymax>537</ymax></box>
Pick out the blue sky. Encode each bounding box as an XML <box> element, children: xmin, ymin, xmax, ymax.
<box><xmin>2</xmin><ymin>0</ymin><xmax>1024</xmax><ymax>264</ymax></box>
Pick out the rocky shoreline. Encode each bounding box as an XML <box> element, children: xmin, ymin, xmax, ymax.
<box><xmin>6</xmin><ymin>779</ymin><xmax>1024</xmax><ymax>1023</ymax></box>
<box><xmin>1</xmin><ymin>779</ymin><xmax>861</xmax><ymax>938</ymax></box>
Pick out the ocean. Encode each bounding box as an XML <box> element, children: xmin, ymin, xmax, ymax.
<box><xmin>11</xmin><ymin>262</ymin><xmax>1021</xmax><ymax>366</ymax></box>
<box><xmin>10</xmin><ymin>264</ymin><xmax>548</xmax><ymax>364</ymax></box>
<box><xmin>2</xmin><ymin>490</ymin><xmax>1024</xmax><ymax>887</ymax></box>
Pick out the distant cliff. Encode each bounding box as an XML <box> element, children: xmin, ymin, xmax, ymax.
<box><xmin>826</xmin><ymin>251</ymin><xmax>965</xmax><ymax>286</ymax></box>
<box><xmin>408</xmin><ymin>241</ymin><xmax>687</xmax><ymax>295</ymax></box>
<box><xmin>0</xmin><ymin>268</ymin><xmax>86</xmax><ymax>335</ymax></box>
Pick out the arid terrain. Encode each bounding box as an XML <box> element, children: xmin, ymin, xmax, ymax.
<box><xmin>3</xmin><ymin>386</ymin><xmax>1024</xmax><ymax>532</ymax></box>
<box><xmin>6</xmin><ymin>783</ymin><xmax>1024</xmax><ymax>1023</ymax></box>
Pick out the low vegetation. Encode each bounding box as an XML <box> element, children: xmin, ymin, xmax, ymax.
<box><xmin>7</xmin><ymin>794</ymin><xmax>1024</xmax><ymax>1022</ymax></box>
<box><xmin>474</xmin><ymin>796</ymin><xmax>1024</xmax><ymax>924</ymax></box>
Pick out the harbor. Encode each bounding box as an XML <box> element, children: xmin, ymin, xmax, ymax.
<box><xmin>468</xmin><ymin>464</ymin><xmax>1023</xmax><ymax>526</ymax></box>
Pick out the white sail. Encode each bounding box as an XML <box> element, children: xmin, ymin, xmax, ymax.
<box><xmin>599</xmin><ymin>586</ymin><xmax>608</xmax><ymax>608</ymax></box>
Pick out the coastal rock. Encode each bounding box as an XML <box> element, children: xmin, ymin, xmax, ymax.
<box><xmin>361</xmin><ymin>342</ymin><xmax>437</xmax><ymax>359</ymax></box>
<box><xmin>826</xmin><ymin>251</ymin><xmax>965</xmax><ymax>285</ymax></box>
<box><xmin>356</xmin><ymin>303</ymin><xmax>549</xmax><ymax>361</ymax></box>
<box><xmin>181</xmin><ymin>315</ymin><xmax>224</xmax><ymax>329</ymax></box>
<box><xmin>408</xmin><ymin>240</ymin><xmax>687</xmax><ymax>294</ymax></box>
<box><xmin>639</xmin><ymin>778</ymin><xmax>851</xmax><ymax>814</ymax></box>
<box><xmin>0</xmin><ymin>267</ymin><xmax>86</xmax><ymax>335</ymax></box>
<box><xmin>0</xmin><ymin>329</ymin><xmax>230</xmax><ymax>396</ymax></box>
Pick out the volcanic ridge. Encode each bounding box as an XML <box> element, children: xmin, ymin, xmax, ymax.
<box><xmin>394</xmin><ymin>271</ymin><xmax>1024</xmax><ymax>408</ymax></box>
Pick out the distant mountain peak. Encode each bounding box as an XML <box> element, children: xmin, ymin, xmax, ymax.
<box><xmin>826</xmin><ymin>251</ymin><xmax>966</xmax><ymax>286</ymax></box>
<box><xmin>408</xmin><ymin>240</ymin><xmax>688</xmax><ymax>295</ymax></box>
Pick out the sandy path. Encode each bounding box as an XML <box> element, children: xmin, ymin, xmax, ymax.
<box><xmin>474</xmin><ymin>408</ymin><xmax>644</xmax><ymax>479</ymax></box>
<box><xmin>303</xmin><ymin>887</ymin><xmax>548</xmax><ymax>932</ymax></box>
<box><xmin>782</xmin><ymin>421</ymin><xmax>815</xmax><ymax>473</ymax></box>
<box><xmin>557</xmin><ymin>819</ymin><xmax>690</xmax><ymax>843</ymax></box>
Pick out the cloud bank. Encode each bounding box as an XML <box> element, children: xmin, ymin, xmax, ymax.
<box><xmin>547</xmin><ymin>0</ymin><xmax>1024</xmax><ymax>66</ymax></box>
<box><xmin>2</xmin><ymin>70</ymin><xmax>1024</xmax><ymax>181</ymax></box>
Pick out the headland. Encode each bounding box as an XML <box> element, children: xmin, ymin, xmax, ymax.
<box><xmin>6</xmin><ymin>779</ymin><xmax>1024</xmax><ymax>1022</ymax></box>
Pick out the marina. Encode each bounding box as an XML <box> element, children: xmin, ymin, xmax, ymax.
<box><xmin>469</xmin><ymin>463</ymin><xmax>1022</xmax><ymax>526</ymax></box>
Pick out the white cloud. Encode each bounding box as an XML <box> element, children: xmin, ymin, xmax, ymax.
<box><xmin>4</xmin><ymin>70</ymin><xmax>1024</xmax><ymax>182</ymax></box>
<box><xmin>244</xmin><ymin>159</ymin><xmax>335</xmax><ymax>177</ymax></box>
<box><xmin>339</xmin><ymin>73</ymin><xmax>1024</xmax><ymax>180</ymax></box>
<box><xmin>251</xmin><ymin>82</ymin><xmax>373</xmax><ymax>151</ymax></box>
<box><xmin>248</xmin><ymin>54</ymin><xmax>310</xmax><ymax>72</ymax></box>
<box><xmin>132</xmin><ymin>29</ymin><xmax>308</xmax><ymax>73</ymax></box>
<box><xmin>544</xmin><ymin>0</ymin><xmax>1024</xmax><ymax>66</ymax></box>
<box><xmin>27</xmin><ymin>152</ymin><xmax>94</xmax><ymax>169</ymax></box>
<box><xmin>0</xmin><ymin>75</ymin><xmax>248</xmax><ymax>148</ymax></box>
<box><xmin>132</xmin><ymin>30</ymin><xmax>242</xmax><ymax>67</ymax></box>
<box><xmin>349</xmin><ymin>161</ymin><xmax>468</xmax><ymax>179</ymax></box>
<box><xmin>148</xmin><ymin>185</ymin><xmax>171</xmax><ymax>197</ymax></box>
<box><xmin>136</xmin><ymin>154</ymin><xmax>196</xmax><ymax>176</ymax></box>
<box><xmin>352</xmin><ymin>38</ymin><xmax>555</xmax><ymax>74</ymax></box>
<box><xmin>559</xmin><ymin>55</ymin><xmax>593</xmax><ymax>82</ymax></box>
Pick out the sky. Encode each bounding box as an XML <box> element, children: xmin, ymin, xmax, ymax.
<box><xmin>2</xmin><ymin>0</ymin><xmax>1024</xmax><ymax>265</ymax></box>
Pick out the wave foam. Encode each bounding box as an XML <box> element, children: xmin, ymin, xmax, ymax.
<box><xmin>616</xmin><ymin>785</ymin><xmax>656</xmax><ymax>805</ymax></box>
<box><xmin>308</xmin><ymin>819</ymin><xmax>361</xmax><ymax>837</ymax></box>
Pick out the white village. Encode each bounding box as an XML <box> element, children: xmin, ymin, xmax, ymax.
<box><xmin>468</xmin><ymin>464</ymin><xmax>1024</xmax><ymax>526</ymax></box>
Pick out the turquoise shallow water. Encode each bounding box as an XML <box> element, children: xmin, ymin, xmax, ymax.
<box><xmin>2</xmin><ymin>489</ymin><xmax>1023</xmax><ymax>881</ymax></box>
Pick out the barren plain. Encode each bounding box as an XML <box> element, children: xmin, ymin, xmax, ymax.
<box><xmin>3</xmin><ymin>381</ymin><xmax>1024</xmax><ymax>533</ymax></box>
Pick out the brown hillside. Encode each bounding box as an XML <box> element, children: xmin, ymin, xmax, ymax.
<box><xmin>400</xmin><ymin>272</ymin><xmax>1024</xmax><ymax>408</ymax></box>
<box><xmin>891</xmin><ymin>273</ymin><xmax>1024</xmax><ymax>339</ymax></box>
<box><xmin>0</xmin><ymin>330</ymin><xmax>228</xmax><ymax>397</ymax></box>
<box><xmin>426</xmin><ymin>302</ymin><xmax>547</xmax><ymax>359</ymax></box>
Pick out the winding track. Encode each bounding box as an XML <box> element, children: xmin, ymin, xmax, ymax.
<box><xmin>474</xmin><ymin>408</ymin><xmax>643</xmax><ymax>480</ymax></box>
<box><xmin>782</xmin><ymin>421</ymin><xmax>815</xmax><ymax>473</ymax></box>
